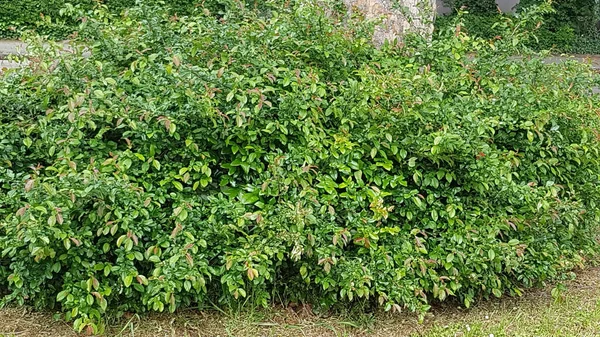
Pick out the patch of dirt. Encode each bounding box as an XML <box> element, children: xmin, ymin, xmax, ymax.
<box><xmin>0</xmin><ymin>307</ymin><xmax>76</xmax><ymax>336</ymax></box>
<box><xmin>0</xmin><ymin>267</ymin><xmax>598</xmax><ymax>337</ymax></box>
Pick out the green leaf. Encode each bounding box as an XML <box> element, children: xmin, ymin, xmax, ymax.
<box><xmin>447</xmin><ymin>205</ymin><xmax>456</xmax><ymax>218</ymax></box>
<box><xmin>240</xmin><ymin>192</ymin><xmax>259</xmax><ymax>205</ymax></box>
<box><xmin>431</xmin><ymin>209</ymin><xmax>438</xmax><ymax>221</ymax></box>
<box><xmin>116</xmin><ymin>235</ymin><xmax>126</xmax><ymax>247</ymax></box>
<box><xmin>172</xmin><ymin>181</ymin><xmax>183</xmax><ymax>191</ymax></box>
<box><xmin>57</xmin><ymin>290</ymin><xmax>69</xmax><ymax>301</ymax></box>
<box><xmin>100</xmin><ymin>298</ymin><xmax>108</xmax><ymax>311</ymax></box>
<box><xmin>178</xmin><ymin>209</ymin><xmax>188</xmax><ymax>222</ymax></box>
<box><xmin>152</xmin><ymin>159</ymin><xmax>161</xmax><ymax>171</ymax></box>
<box><xmin>488</xmin><ymin>249</ymin><xmax>496</xmax><ymax>261</ymax></box>
<box><xmin>200</xmin><ymin>178</ymin><xmax>209</xmax><ymax>187</ymax></box>
<box><xmin>370</xmin><ymin>147</ymin><xmax>377</xmax><ymax>159</ymax></box>
<box><xmin>122</xmin><ymin>158</ymin><xmax>132</xmax><ymax>170</ymax></box>
<box><xmin>300</xmin><ymin>265</ymin><xmax>307</xmax><ymax>278</ymax></box>
<box><xmin>123</xmin><ymin>274</ymin><xmax>133</xmax><ymax>287</ymax></box>
<box><xmin>226</xmin><ymin>90</ymin><xmax>235</xmax><ymax>102</ymax></box>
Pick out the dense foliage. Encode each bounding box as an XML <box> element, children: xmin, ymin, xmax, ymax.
<box><xmin>436</xmin><ymin>0</ymin><xmax>600</xmax><ymax>53</ymax></box>
<box><xmin>518</xmin><ymin>0</ymin><xmax>600</xmax><ymax>52</ymax></box>
<box><xmin>435</xmin><ymin>13</ymin><xmax>506</xmax><ymax>41</ymax></box>
<box><xmin>441</xmin><ymin>0</ymin><xmax>497</xmax><ymax>13</ymax></box>
<box><xmin>0</xmin><ymin>0</ymin><xmax>205</xmax><ymax>38</ymax></box>
<box><xmin>2</xmin><ymin>1</ymin><xmax>600</xmax><ymax>334</ymax></box>
<box><xmin>0</xmin><ymin>0</ymin><xmax>88</xmax><ymax>38</ymax></box>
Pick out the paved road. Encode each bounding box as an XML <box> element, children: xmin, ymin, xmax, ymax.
<box><xmin>0</xmin><ymin>60</ymin><xmax>20</xmax><ymax>69</ymax></box>
<box><xmin>0</xmin><ymin>40</ymin><xmax>27</xmax><ymax>59</ymax></box>
<box><xmin>0</xmin><ymin>40</ymin><xmax>27</xmax><ymax>68</ymax></box>
<box><xmin>544</xmin><ymin>55</ymin><xmax>600</xmax><ymax>70</ymax></box>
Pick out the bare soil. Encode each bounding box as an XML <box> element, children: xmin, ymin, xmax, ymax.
<box><xmin>0</xmin><ymin>267</ymin><xmax>598</xmax><ymax>337</ymax></box>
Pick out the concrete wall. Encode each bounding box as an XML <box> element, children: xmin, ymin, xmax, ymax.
<box><xmin>437</xmin><ymin>0</ymin><xmax>520</xmax><ymax>14</ymax></box>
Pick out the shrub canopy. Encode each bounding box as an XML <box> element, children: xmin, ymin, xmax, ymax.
<box><xmin>0</xmin><ymin>0</ymin><xmax>237</xmax><ymax>38</ymax></box>
<box><xmin>1</xmin><ymin>1</ymin><xmax>600</xmax><ymax>334</ymax></box>
<box><xmin>436</xmin><ymin>0</ymin><xmax>600</xmax><ymax>53</ymax></box>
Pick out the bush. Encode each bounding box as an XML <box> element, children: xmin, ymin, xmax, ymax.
<box><xmin>434</xmin><ymin>14</ymin><xmax>505</xmax><ymax>40</ymax></box>
<box><xmin>518</xmin><ymin>0</ymin><xmax>599</xmax><ymax>36</ymax></box>
<box><xmin>436</xmin><ymin>0</ymin><xmax>600</xmax><ymax>53</ymax></box>
<box><xmin>0</xmin><ymin>0</ymin><xmax>206</xmax><ymax>39</ymax></box>
<box><xmin>441</xmin><ymin>0</ymin><xmax>497</xmax><ymax>14</ymax></box>
<box><xmin>0</xmin><ymin>0</ymin><xmax>93</xmax><ymax>38</ymax></box>
<box><xmin>570</xmin><ymin>33</ymin><xmax>600</xmax><ymax>54</ymax></box>
<box><xmin>2</xmin><ymin>1</ymin><xmax>600</xmax><ymax>333</ymax></box>
<box><xmin>527</xmin><ymin>24</ymin><xmax>576</xmax><ymax>52</ymax></box>
<box><xmin>520</xmin><ymin>0</ymin><xmax>599</xmax><ymax>52</ymax></box>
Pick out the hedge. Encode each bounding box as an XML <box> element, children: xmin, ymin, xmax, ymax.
<box><xmin>0</xmin><ymin>0</ymin><xmax>202</xmax><ymax>39</ymax></box>
<box><xmin>436</xmin><ymin>0</ymin><xmax>600</xmax><ymax>53</ymax></box>
<box><xmin>1</xmin><ymin>1</ymin><xmax>600</xmax><ymax>334</ymax></box>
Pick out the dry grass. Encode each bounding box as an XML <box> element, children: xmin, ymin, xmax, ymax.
<box><xmin>0</xmin><ymin>267</ymin><xmax>599</xmax><ymax>337</ymax></box>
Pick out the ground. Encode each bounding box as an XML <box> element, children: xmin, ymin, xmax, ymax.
<box><xmin>0</xmin><ymin>267</ymin><xmax>598</xmax><ymax>337</ymax></box>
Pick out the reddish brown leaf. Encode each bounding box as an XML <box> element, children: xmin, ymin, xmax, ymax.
<box><xmin>70</xmin><ymin>237</ymin><xmax>81</xmax><ymax>246</ymax></box>
<box><xmin>16</xmin><ymin>206</ymin><xmax>28</xmax><ymax>217</ymax></box>
<box><xmin>24</xmin><ymin>179</ymin><xmax>34</xmax><ymax>192</ymax></box>
<box><xmin>170</xmin><ymin>223</ymin><xmax>182</xmax><ymax>238</ymax></box>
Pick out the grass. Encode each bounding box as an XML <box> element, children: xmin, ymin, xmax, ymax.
<box><xmin>0</xmin><ymin>267</ymin><xmax>599</xmax><ymax>336</ymax></box>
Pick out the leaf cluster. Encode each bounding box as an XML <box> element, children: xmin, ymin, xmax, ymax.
<box><xmin>1</xmin><ymin>1</ymin><xmax>600</xmax><ymax>333</ymax></box>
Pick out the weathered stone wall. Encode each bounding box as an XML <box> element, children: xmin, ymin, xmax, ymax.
<box><xmin>343</xmin><ymin>0</ymin><xmax>437</xmax><ymax>46</ymax></box>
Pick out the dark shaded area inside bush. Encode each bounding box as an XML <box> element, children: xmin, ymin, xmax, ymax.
<box><xmin>1</xmin><ymin>1</ymin><xmax>600</xmax><ymax>334</ymax></box>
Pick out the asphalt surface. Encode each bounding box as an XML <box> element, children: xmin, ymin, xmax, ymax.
<box><xmin>0</xmin><ymin>40</ymin><xmax>27</xmax><ymax>58</ymax></box>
